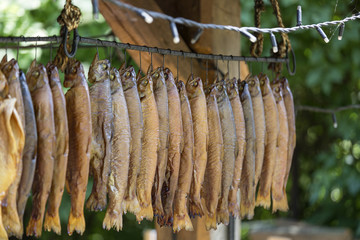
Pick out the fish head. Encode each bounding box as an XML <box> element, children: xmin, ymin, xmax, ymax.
<box><xmin>271</xmin><ymin>81</ymin><xmax>283</xmax><ymax>102</ymax></box>
<box><xmin>110</xmin><ymin>67</ymin><xmax>122</xmax><ymax>92</ymax></box>
<box><xmin>2</xmin><ymin>58</ymin><xmax>19</xmax><ymax>83</ymax></box>
<box><xmin>258</xmin><ymin>73</ymin><xmax>271</xmax><ymax>95</ymax></box>
<box><xmin>46</xmin><ymin>63</ymin><xmax>60</xmax><ymax>88</ymax></box>
<box><xmin>226</xmin><ymin>77</ymin><xmax>239</xmax><ymax>99</ymax></box>
<box><xmin>0</xmin><ymin>70</ymin><xmax>9</xmax><ymax>98</ymax></box>
<box><xmin>151</xmin><ymin>67</ymin><xmax>165</xmax><ymax>90</ymax></box>
<box><xmin>26</xmin><ymin>60</ymin><xmax>48</xmax><ymax>92</ymax></box>
<box><xmin>88</xmin><ymin>53</ymin><xmax>110</xmax><ymax>84</ymax></box>
<box><xmin>186</xmin><ymin>75</ymin><xmax>203</xmax><ymax>98</ymax></box>
<box><xmin>246</xmin><ymin>75</ymin><xmax>261</xmax><ymax>97</ymax></box>
<box><xmin>64</xmin><ymin>59</ymin><xmax>85</xmax><ymax>88</ymax></box>
<box><xmin>120</xmin><ymin>66</ymin><xmax>137</xmax><ymax>91</ymax></box>
<box><xmin>214</xmin><ymin>79</ymin><xmax>227</xmax><ymax>102</ymax></box>
<box><xmin>238</xmin><ymin>80</ymin><xmax>250</xmax><ymax>101</ymax></box>
<box><xmin>137</xmin><ymin>74</ymin><xmax>153</xmax><ymax>99</ymax></box>
<box><xmin>164</xmin><ymin>68</ymin><xmax>176</xmax><ymax>87</ymax></box>
<box><xmin>279</xmin><ymin>77</ymin><xmax>290</xmax><ymax>89</ymax></box>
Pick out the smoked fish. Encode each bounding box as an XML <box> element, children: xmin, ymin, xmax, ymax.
<box><xmin>173</xmin><ymin>80</ymin><xmax>194</xmax><ymax>232</ymax></box>
<box><xmin>238</xmin><ymin>81</ymin><xmax>256</xmax><ymax>219</ymax></box>
<box><xmin>0</xmin><ymin>55</ymin><xmax>6</xmax><ymax>69</ymax></box>
<box><xmin>271</xmin><ymin>81</ymin><xmax>289</xmax><ymax>212</ymax></box>
<box><xmin>203</xmin><ymin>85</ymin><xmax>223</xmax><ymax>230</ymax></box>
<box><xmin>161</xmin><ymin>68</ymin><xmax>182</xmax><ymax>226</ymax></box>
<box><xmin>103</xmin><ymin>67</ymin><xmax>131</xmax><ymax>231</ymax></box>
<box><xmin>136</xmin><ymin>73</ymin><xmax>159</xmax><ymax>222</ymax></box>
<box><xmin>215</xmin><ymin>80</ymin><xmax>236</xmax><ymax>225</ymax></box>
<box><xmin>226</xmin><ymin>78</ymin><xmax>246</xmax><ymax>217</ymax></box>
<box><xmin>17</xmin><ymin>70</ymin><xmax>37</xmax><ymax>235</ymax></box>
<box><xmin>26</xmin><ymin>60</ymin><xmax>55</xmax><ymax>237</ymax></box>
<box><xmin>120</xmin><ymin>66</ymin><xmax>142</xmax><ymax>215</ymax></box>
<box><xmin>44</xmin><ymin>63</ymin><xmax>69</xmax><ymax>235</ymax></box>
<box><xmin>280</xmin><ymin>77</ymin><xmax>296</xmax><ymax>190</ymax></box>
<box><xmin>64</xmin><ymin>59</ymin><xmax>92</xmax><ymax>235</ymax></box>
<box><xmin>186</xmin><ymin>76</ymin><xmax>208</xmax><ymax>217</ymax></box>
<box><xmin>256</xmin><ymin>74</ymin><xmax>279</xmax><ymax>209</ymax></box>
<box><xmin>86</xmin><ymin>53</ymin><xmax>113</xmax><ymax>212</ymax></box>
<box><xmin>0</xmin><ymin>71</ymin><xmax>25</xmax><ymax>240</ymax></box>
<box><xmin>1</xmin><ymin>59</ymin><xmax>25</xmax><ymax>237</ymax></box>
<box><xmin>246</xmin><ymin>75</ymin><xmax>266</xmax><ymax>189</ymax></box>
<box><xmin>151</xmin><ymin>67</ymin><xmax>169</xmax><ymax>218</ymax></box>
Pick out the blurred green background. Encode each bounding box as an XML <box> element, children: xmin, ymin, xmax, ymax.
<box><xmin>1</xmin><ymin>0</ymin><xmax>360</xmax><ymax>239</ymax></box>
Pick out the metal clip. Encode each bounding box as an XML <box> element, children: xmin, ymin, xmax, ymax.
<box><xmin>63</xmin><ymin>26</ymin><xmax>79</xmax><ymax>58</ymax></box>
<box><xmin>286</xmin><ymin>47</ymin><xmax>296</xmax><ymax>76</ymax></box>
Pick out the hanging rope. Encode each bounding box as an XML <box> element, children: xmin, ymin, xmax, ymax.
<box><xmin>250</xmin><ymin>0</ymin><xmax>265</xmax><ymax>57</ymax></box>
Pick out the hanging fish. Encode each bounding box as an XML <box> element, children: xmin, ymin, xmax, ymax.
<box><xmin>256</xmin><ymin>74</ymin><xmax>279</xmax><ymax>209</ymax></box>
<box><xmin>187</xmin><ymin>76</ymin><xmax>208</xmax><ymax>217</ymax></box>
<box><xmin>173</xmin><ymin>80</ymin><xmax>194</xmax><ymax>232</ymax></box>
<box><xmin>246</xmin><ymin>75</ymin><xmax>266</xmax><ymax>190</ymax></box>
<box><xmin>120</xmin><ymin>66</ymin><xmax>143</xmax><ymax>215</ymax></box>
<box><xmin>0</xmin><ymin>55</ymin><xmax>7</xmax><ymax>69</ymax></box>
<box><xmin>17</xmin><ymin>70</ymin><xmax>37</xmax><ymax>236</ymax></box>
<box><xmin>103</xmin><ymin>67</ymin><xmax>131</xmax><ymax>231</ymax></box>
<box><xmin>238</xmin><ymin>80</ymin><xmax>256</xmax><ymax>219</ymax></box>
<box><xmin>226</xmin><ymin>77</ymin><xmax>246</xmax><ymax>217</ymax></box>
<box><xmin>25</xmin><ymin>60</ymin><xmax>56</xmax><ymax>238</ymax></box>
<box><xmin>43</xmin><ymin>63</ymin><xmax>69</xmax><ymax>235</ymax></box>
<box><xmin>136</xmin><ymin>72</ymin><xmax>159</xmax><ymax>222</ymax></box>
<box><xmin>64</xmin><ymin>59</ymin><xmax>92</xmax><ymax>235</ymax></box>
<box><xmin>1</xmin><ymin>58</ymin><xmax>26</xmax><ymax>237</ymax></box>
<box><xmin>86</xmin><ymin>53</ymin><xmax>113</xmax><ymax>212</ymax></box>
<box><xmin>151</xmin><ymin>67</ymin><xmax>169</xmax><ymax>219</ymax></box>
<box><xmin>271</xmin><ymin>81</ymin><xmax>289</xmax><ymax>213</ymax></box>
<box><xmin>203</xmin><ymin>85</ymin><xmax>223</xmax><ymax>230</ymax></box>
<box><xmin>160</xmin><ymin>68</ymin><xmax>182</xmax><ymax>226</ymax></box>
<box><xmin>0</xmin><ymin>70</ymin><xmax>25</xmax><ymax>240</ymax></box>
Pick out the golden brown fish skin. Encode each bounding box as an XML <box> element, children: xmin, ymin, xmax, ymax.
<box><xmin>136</xmin><ymin>73</ymin><xmax>159</xmax><ymax>222</ymax></box>
<box><xmin>17</xmin><ymin>70</ymin><xmax>38</xmax><ymax>235</ymax></box>
<box><xmin>86</xmin><ymin>53</ymin><xmax>113</xmax><ymax>212</ymax></box>
<box><xmin>0</xmin><ymin>54</ymin><xmax>7</xmax><ymax>69</ymax></box>
<box><xmin>0</xmin><ymin>71</ymin><xmax>25</xmax><ymax>240</ymax></box>
<box><xmin>203</xmin><ymin>85</ymin><xmax>223</xmax><ymax>231</ymax></box>
<box><xmin>160</xmin><ymin>68</ymin><xmax>182</xmax><ymax>226</ymax></box>
<box><xmin>279</xmin><ymin>77</ymin><xmax>296</xmax><ymax>190</ymax></box>
<box><xmin>64</xmin><ymin>60</ymin><xmax>92</xmax><ymax>235</ymax></box>
<box><xmin>226</xmin><ymin>78</ymin><xmax>246</xmax><ymax>218</ymax></box>
<box><xmin>238</xmin><ymin>81</ymin><xmax>256</xmax><ymax>219</ymax></box>
<box><xmin>271</xmin><ymin>81</ymin><xmax>289</xmax><ymax>213</ymax></box>
<box><xmin>151</xmin><ymin>67</ymin><xmax>169</xmax><ymax>218</ymax></box>
<box><xmin>103</xmin><ymin>67</ymin><xmax>131</xmax><ymax>231</ymax></box>
<box><xmin>43</xmin><ymin>63</ymin><xmax>69</xmax><ymax>235</ymax></box>
<box><xmin>246</xmin><ymin>75</ymin><xmax>266</xmax><ymax>190</ymax></box>
<box><xmin>256</xmin><ymin>74</ymin><xmax>279</xmax><ymax>209</ymax></box>
<box><xmin>120</xmin><ymin>66</ymin><xmax>142</xmax><ymax>215</ymax></box>
<box><xmin>1</xmin><ymin>59</ymin><xmax>26</xmax><ymax>237</ymax></box>
<box><xmin>173</xmin><ymin>80</ymin><xmax>194</xmax><ymax>232</ymax></box>
<box><xmin>186</xmin><ymin>76</ymin><xmax>208</xmax><ymax>217</ymax></box>
<box><xmin>25</xmin><ymin>60</ymin><xmax>56</xmax><ymax>238</ymax></box>
<box><xmin>214</xmin><ymin>80</ymin><xmax>236</xmax><ymax>225</ymax></box>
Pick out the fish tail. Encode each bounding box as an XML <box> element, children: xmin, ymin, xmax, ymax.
<box><xmin>228</xmin><ymin>190</ymin><xmax>239</xmax><ymax>217</ymax></box>
<box><xmin>103</xmin><ymin>210</ymin><xmax>123</xmax><ymax>232</ymax></box>
<box><xmin>255</xmin><ymin>191</ymin><xmax>271</xmax><ymax>209</ymax></box>
<box><xmin>2</xmin><ymin>201</ymin><xmax>22</xmax><ymax>237</ymax></box>
<box><xmin>205</xmin><ymin>213</ymin><xmax>217</xmax><ymax>231</ymax></box>
<box><xmin>122</xmin><ymin>197</ymin><xmax>141</xmax><ymax>215</ymax></box>
<box><xmin>173</xmin><ymin>212</ymin><xmax>193</xmax><ymax>233</ymax></box>
<box><xmin>216</xmin><ymin>208</ymin><xmax>230</xmax><ymax>226</ymax></box>
<box><xmin>67</xmin><ymin>211</ymin><xmax>85</xmax><ymax>236</ymax></box>
<box><xmin>272</xmin><ymin>193</ymin><xmax>289</xmax><ymax>213</ymax></box>
<box><xmin>26</xmin><ymin>217</ymin><xmax>43</xmax><ymax>238</ymax></box>
<box><xmin>152</xmin><ymin>197</ymin><xmax>164</xmax><ymax>218</ymax></box>
<box><xmin>0</xmin><ymin>206</ymin><xmax>9</xmax><ymax>240</ymax></box>
<box><xmin>85</xmin><ymin>193</ymin><xmax>106</xmax><ymax>212</ymax></box>
<box><xmin>189</xmin><ymin>197</ymin><xmax>204</xmax><ymax>217</ymax></box>
<box><xmin>240</xmin><ymin>201</ymin><xmax>255</xmax><ymax>220</ymax></box>
<box><xmin>44</xmin><ymin>211</ymin><xmax>61</xmax><ymax>235</ymax></box>
<box><xmin>136</xmin><ymin>204</ymin><xmax>154</xmax><ymax>222</ymax></box>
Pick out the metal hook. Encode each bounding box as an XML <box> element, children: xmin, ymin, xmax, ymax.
<box><xmin>162</xmin><ymin>54</ymin><xmax>165</xmax><ymax>68</ymax></box>
<box><xmin>139</xmin><ymin>51</ymin><xmax>142</xmax><ymax>74</ymax></box>
<box><xmin>238</xmin><ymin>60</ymin><xmax>241</xmax><ymax>80</ymax></box>
<box><xmin>35</xmin><ymin>40</ymin><xmax>38</xmax><ymax>60</ymax></box>
<box><xmin>206</xmin><ymin>60</ymin><xmax>208</xmax><ymax>85</ymax></box>
<box><xmin>50</xmin><ymin>41</ymin><xmax>53</xmax><ymax>62</ymax></box>
<box><xmin>63</xmin><ymin>27</ymin><xmax>79</xmax><ymax>58</ymax></box>
<box><xmin>150</xmin><ymin>52</ymin><xmax>153</xmax><ymax>68</ymax></box>
<box><xmin>125</xmin><ymin>49</ymin><xmax>127</xmax><ymax>67</ymax></box>
<box><xmin>190</xmin><ymin>57</ymin><xmax>193</xmax><ymax>75</ymax></box>
<box><xmin>177</xmin><ymin>55</ymin><xmax>179</xmax><ymax>81</ymax></box>
<box><xmin>286</xmin><ymin>47</ymin><xmax>296</xmax><ymax>76</ymax></box>
<box><xmin>16</xmin><ymin>39</ymin><xmax>20</xmax><ymax>61</ymax></box>
<box><xmin>227</xmin><ymin>60</ymin><xmax>230</xmax><ymax>80</ymax></box>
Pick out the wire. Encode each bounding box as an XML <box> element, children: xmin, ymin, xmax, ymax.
<box><xmin>296</xmin><ymin>104</ymin><xmax>360</xmax><ymax>114</ymax></box>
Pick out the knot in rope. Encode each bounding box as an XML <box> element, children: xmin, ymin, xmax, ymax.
<box><xmin>250</xmin><ymin>0</ymin><xmax>265</xmax><ymax>57</ymax></box>
<box><xmin>57</xmin><ymin>0</ymin><xmax>82</xmax><ymax>31</ymax></box>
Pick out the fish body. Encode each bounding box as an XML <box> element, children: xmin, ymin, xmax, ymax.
<box><xmin>256</xmin><ymin>74</ymin><xmax>279</xmax><ymax>209</ymax></box>
<box><xmin>86</xmin><ymin>54</ymin><xmax>113</xmax><ymax>212</ymax></box>
<box><xmin>238</xmin><ymin>81</ymin><xmax>256</xmax><ymax>219</ymax></box>
<box><xmin>151</xmin><ymin>67</ymin><xmax>169</xmax><ymax>218</ymax></box>
<box><xmin>136</xmin><ymin>73</ymin><xmax>159</xmax><ymax>222</ymax></box>
<box><xmin>64</xmin><ymin>60</ymin><xmax>92</xmax><ymax>235</ymax></box>
<box><xmin>186</xmin><ymin>76</ymin><xmax>208</xmax><ymax>217</ymax></box>
<box><xmin>25</xmin><ymin>60</ymin><xmax>55</xmax><ymax>238</ymax></box>
<box><xmin>203</xmin><ymin>85</ymin><xmax>223</xmax><ymax>230</ymax></box>
<box><xmin>44</xmin><ymin>63</ymin><xmax>69</xmax><ymax>235</ymax></box>
<box><xmin>160</xmin><ymin>68</ymin><xmax>182</xmax><ymax>226</ymax></box>
<box><xmin>226</xmin><ymin>78</ymin><xmax>246</xmax><ymax>217</ymax></box>
<box><xmin>17</xmin><ymin>70</ymin><xmax>37</xmax><ymax>235</ymax></box>
<box><xmin>271</xmin><ymin>81</ymin><xmax>289</xmax><ymax>212</ymax></box>
<box><xmin>173</xmin><ymin>80</ymin><xmax>194</xmax><ymax>232</ymax></box>
<box><xmin>103</xmin><ymin>67</ymin><xmax>131</xmax><ymax>231</ymax></box>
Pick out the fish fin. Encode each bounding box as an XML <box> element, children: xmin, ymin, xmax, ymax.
<box><xmin>173</xmin><ymin>212</ymin><xmax>193</xmax><ymax>233</ymax></box>
<box><xmin>44</xmin><ymin>211</ymin><xmax>61</xmax><ymax>235</ymax></box>
<box><xmin>103</xmin><ymin>210</ymin><xmax>123</xmax><ymax>232</ymax></box>
<box><xmin>216</xmin><ymin>208</ymin><xmax>230</xmax><ymax>226</ymax></box>
<box><xmin>255</xmin><ymin>192</ymin><xmax>271</xmax><ymax>209</ymax></box>
<box><xmin>152</xmin><ymin>197</ymin><xmax>164</xmax><ymax>218</ymax></box>
<box><xmin>136</xmin><ymin>204</ymin><xmax>154</xmax><ymax>222</ymax></box>
<box><xmin>26</xmin><ymin>217</ymin><xmax>43</xmax><ymax>238</ymax></box>
<box><xmin>2</xmin><ymin>203</ymin><xmax>22</xmax><ymax>238</ymax></box>
<box><xmin>205</xmin><ymin>213</ymin><xmax>217</xmax><ymax>231</ymax></box>
<box><xmin>122</xmin><ymin>197</ymin><xmax>141</xmax><ymax>215</ymax></box>
<box><xmin>272</xmin><ymin>192</ymin><xmax>289</xmax><ymax>213</ymax></box>
<box><xmin>228</xmin><ymin>188</ymin><xmax>240</xmax><ymax>217</ymax></box>
<box><xmin>240</xmin><ymin>201</ymin><xmax>255</xmax><ymax>220</ymax></box>
<box><xmin>67</xmin><ymin>211</ymin><xmax>85</xmax><ymax>236</ymax></box>
<box><xmin>85</xmin><ymin>193</ymin><xmax>106</xmax><ymax>212</ymax></box>
<box><xmin>189</xmin><ymin>197</ymin><xmax>204</xmax><ymax>217</ymax></box>
<box><xmin>0</xmin><ymin>207</ymin><xmax>8</xmax><ymax>240</ymax></box>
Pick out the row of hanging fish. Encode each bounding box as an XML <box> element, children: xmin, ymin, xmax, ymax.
<box><xmin>0</xmin><ymin>53</ymin><xmax>296</xmax><ymax>239</ymax></box>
